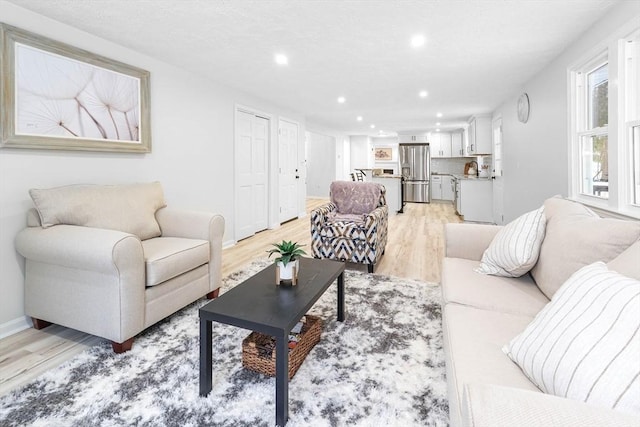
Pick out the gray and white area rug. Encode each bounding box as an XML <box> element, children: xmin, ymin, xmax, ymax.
<box><xmin>0</xmin><ymin>260</ymin><xmax>449</xmax><ymax>426</ymax></box>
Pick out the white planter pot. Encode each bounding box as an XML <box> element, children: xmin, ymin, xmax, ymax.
<box><xmin>277</xmin><ymin>260</ymin><xmax>298</xmax><ymax>281</ymax></box>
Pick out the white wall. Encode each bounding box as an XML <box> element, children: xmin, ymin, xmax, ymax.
<box><xmin>0</xmin><ymin>2</ymin><xmax>311</xmax><ymax>335</ymax></box>
<box><xmin>371</xmin><ymin>136</ymin><xmax>399</xmax><ymax>172</ymax></box>
<box><xmin>494</xmin><ymin>1</ymin><xmax>640</xmax><ymax>222</ymax></box>
<box><xmin>306</xmin><ymin>131</ymin><xmax>336</xmax><ymax>197</ymax></box>
<box><xmin>349</xmin><ymin>135</ymin><xmax>371</xmax><ymax>170</ymax></box>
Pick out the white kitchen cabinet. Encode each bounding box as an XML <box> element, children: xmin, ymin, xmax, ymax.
<box><xmin>459</xmin><ymin>179</ymin><xmax>493</xmax><ymax>222</ymax></box>
<box><xmin>467</xmin><ymin>115</ymin><xmax>492</xmax><ymax>155</ymax></box>
<box><xmin>429</xmin><ymin>132</ymin><xmax>452</xmax><ymax>158</ymax></box>
<box><xmin>431</xmin><ymin>175</ymin><xmax>442</xmax><ymax>199</ymax></box>
<box><xmin>399</xmin><ymin>134</ymin><xmax>427</xmax><ymax>143</ymax></box>
<box><xmin>441</xmin><ymin>175</ymin><xmax>454</xmax><ymax>201</ymax></box>
<box><xmin>451</xmin><ymin>131</ymin><xmax>464</xmax><ymax>157</ymax></box>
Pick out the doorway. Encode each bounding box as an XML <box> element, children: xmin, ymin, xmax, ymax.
<box><xmin>492</xmin><ymin>116</ymin><xmax>504</xmax><ymax>225</ymax></box>
<box><xmin>278</xmin><ymin>119</ymin><xmax>299</xmax><ymax>223</ymax></box>
<box><xmin>235</xmin><ymin>108</ymin><xmax>270</xmax><ymax>241</ymax></box>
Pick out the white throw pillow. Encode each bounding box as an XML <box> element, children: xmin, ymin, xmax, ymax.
<box><xmin>503</xmin><ymin>262</ymin><xmax>640</xmax><ymax>416</ymax></box>
<box><xmin>475</xmin><ymin>206</ymin><xmax>546</xmax><ymax>277</ymax></box>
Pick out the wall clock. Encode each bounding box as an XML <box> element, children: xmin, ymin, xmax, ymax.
<box><xmin>517</xmin><ymin>93</ymin><xmax>530</xmax><ymax>123</ymax></box>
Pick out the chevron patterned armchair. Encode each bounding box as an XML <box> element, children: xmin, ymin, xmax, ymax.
<box><xmin>311</xmin><ymin>181</ymin><xmax>388</xmax><ymax>273</ymax></box>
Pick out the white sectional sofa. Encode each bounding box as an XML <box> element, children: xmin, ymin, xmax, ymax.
<box><xmin>441</xmin><ymin>197</ymin><xmax>640</xmax><ymax>427</ymax></box>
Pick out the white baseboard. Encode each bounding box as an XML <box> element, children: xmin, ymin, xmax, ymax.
<box><xmin>0</xmin><ymin>316</ymin><xmax>31</xmax><ymax>339</ymax></box>
<box><xmin>298</xmin><ymin>211</ymin><xmax>307</xmax><ymax>219</ymax></box>
<box><xmin>222</xmin><ymin>239</ymin><xmax>236</xmax><ymax>249</ymax></box>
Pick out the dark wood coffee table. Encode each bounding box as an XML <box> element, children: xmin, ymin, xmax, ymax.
<box><xmin>199</xmin><ymin>257</ymin><xmax>346</xmax><ymax>426</ymax></box>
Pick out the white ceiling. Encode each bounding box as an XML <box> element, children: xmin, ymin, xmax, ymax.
<box><xmin>7</xmin><ymin>0</ymin><xmax>620</xmax><ymax>136</ymax></box>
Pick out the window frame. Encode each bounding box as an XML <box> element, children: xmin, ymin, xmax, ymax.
<box><xmin>568</xmin><ymin>27</ymin><xmax>640</xmax><ymax>219</ymax></box>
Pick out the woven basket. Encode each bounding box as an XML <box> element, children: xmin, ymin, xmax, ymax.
<box><xmin>242</xmin><ymin>315</ymin><xmax>322</xmax><ymax>380</ymax></box>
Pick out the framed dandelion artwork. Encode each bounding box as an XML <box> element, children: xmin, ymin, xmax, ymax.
<box><xmin>0</xmin><ymin>23</ymin><xmax>151</xmax><ymax>153</ymax></box>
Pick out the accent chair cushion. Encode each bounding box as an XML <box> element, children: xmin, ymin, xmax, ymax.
<box><xmin>330</xmin><ymin>181</ymin><xmax>383</xmax><ymax>215</ymax></box>
<box><xmin>503</xmin><ymin>262</ymin><xmax>640</xmax><ymax>416</ymax></box>
<box><xmin>141</xmin><ymin>237</ymin><xmax>210</xmax><ymax>287</ymax></box>
<box><xmin>476</xmin><ymin>206</ymin><xmax>546</xmax><ymax>277</ymax></box>
<box><xmin>530</xmin><ymin>197</ymin><xmax>640</xmax><ymax>299</ymax></box>
<box><xmin>29</xmin><ymin>182</ymin><xmax>166</xmax><ymax>240</ymax></box>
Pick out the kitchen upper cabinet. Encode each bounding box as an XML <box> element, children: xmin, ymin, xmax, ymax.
<box><xmin>467</xmin><ymin>115</ymin><xmax>492</xmax><ymax>155</ymax></box>
<box><xmin>451</xmin><ymin>131</ymin><xmax>464</xmax><ymax>157</ymax></box>
<box><xmin>399</xmin><ymin>134</ymin><xmax>427</xmax><ymax>143</ymax></box>
<box><xmin>430</xmin><ymin>132</ymin><xmax>452</xmax><ymax>158</ymax></box>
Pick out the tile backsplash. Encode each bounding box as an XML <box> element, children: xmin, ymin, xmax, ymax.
<box><xmin>431</xmin><ymin>156</ymin><xmax>493</xmax><ymax>175</ymax></box>
<box><xmin>431</xmin><ymin>158</ymin><xmax>469</xmax><ymax>174</ymax></box>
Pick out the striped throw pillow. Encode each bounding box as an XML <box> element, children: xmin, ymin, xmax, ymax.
<box><xmin>475</xmin><ymin>206</ymin><xmax>546</xmax><ymax>277</ymax></box>
<box><xmin>503</xmin><ymin>262</ymin><xmax>640</xmax><ymax>416</ymax></box>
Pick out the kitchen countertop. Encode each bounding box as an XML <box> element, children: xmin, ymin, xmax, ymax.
<box><xmin>372</xmin><ymin>174</ymin><xmax>402</xmax><ymax>178</ymax></box>
<box><xmin>452</xmin><ymin>174</ymin><xmax>492</xmax><ymax>181</ymax></box>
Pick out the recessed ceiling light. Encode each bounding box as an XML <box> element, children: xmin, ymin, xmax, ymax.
<box><xmin>436</xmin><ymin>122</ymin><xmax>441</xmax><ymax>126</ymax></box>
<box><xmin>419</xmin><ymin>90</ymin><xmax>428</xmax><ymax>98</ymax></box>
<box><xmin>436</xmin><ymin>129</ymin><xmax>441</xmax><ymax>132</ymax></box>
<box><xmin>337</xmin><ymin>96</ymin><xmax>346</xmax><ymax>104</ymax></box>
<box><xmin>436</xmin><ymin>112</ymin><xmax>443</xmax><ymax>118</ymax></box>
<box><xmin>370</xmin><ymin>124</ymin><xmax>376</xmax><ymax>129</ymax></box>
<box><xmin>411</xmin><ymin>34</ymin><xmax>426</xmax><ymax>48</ymax></box>
<box><xmin>356</xmin><ymin>116</ymin><xmax>363</xmax><ymax>121</ymax></box>
<box><xmin>274</xmin><ymin>54</ymin><xmax>288</xmax><ymax>65</ymax></box>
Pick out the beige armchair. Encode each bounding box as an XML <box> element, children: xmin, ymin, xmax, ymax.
<box><xmin>15</xmin><ymin>182</ymin><xmax>225</xmax><ymax>353</ymax></box>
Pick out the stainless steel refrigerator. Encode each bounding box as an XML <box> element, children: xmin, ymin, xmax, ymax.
<box><xmin>399</xmin><ymin>143</ymin><xmax>430</xmax><ymax>203</ymax></box>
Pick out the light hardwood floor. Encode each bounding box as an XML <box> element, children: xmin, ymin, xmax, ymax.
<box><xmin>0</xmin><ymin>199</ymin><xmax>461</xmax><ymax>397</ymax></box>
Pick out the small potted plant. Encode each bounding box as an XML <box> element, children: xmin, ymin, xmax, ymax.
<box><xmin>267</xmin><ymin>240</ymin><xmax>306</xmax><ymax>285</ymax></box>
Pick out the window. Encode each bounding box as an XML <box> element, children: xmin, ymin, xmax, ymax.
<box><xmin>570</xmin><ymin>27</ymin><xmax>640</xmax><ymax>218</ymax></box>
<box><xmin>577</xmin><ymin>61</ymin><xmax>609</xmax><ymax>198</ymax></box>
<box><xmin>633</xmin><ymin>124</ymin><xmax>640</xmax><ymax>205</ymax></box>
<box><xmin>625</xmin><ymin>32</ymin><xmax>640</xmax><ymax>207</ymax></box>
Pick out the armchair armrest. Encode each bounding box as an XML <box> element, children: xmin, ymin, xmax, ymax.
<box><xmin>155</xmin><ymin>207</ymin><xmax>225</xmax><ymax>291</ymax></box>
<box><xmin>16</xmin><ymin>225</ymin><xmax>142</xmax><ymax>274</ymax></box>
<box><xmin>310</xmin><ymin>202</ymin><xmax>337</xmax><ymax>231</ymax></box>
<box><xmin>462</xmin><ymin>383</ymin><xmax>640</xmax><ymax>427</ymax></box>
<box><xmin>445</xmin><ymin>223</ymin><xmax>502</xmax><ymax>261</ymax></box>
<box><xmin>364</xmin><ymin>205</ymin><xmax>388</xmax><ymax>226</ymax></box>
<box><xmin>15</xmin><ymin>224</ymin><xmax>145</xmax><ymax>343</ymax></box>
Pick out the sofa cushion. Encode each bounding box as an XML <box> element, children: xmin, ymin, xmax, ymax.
<box><xmin>462</xmin><ymin>383</ymin><xmax>640</xmax><ymax>427</ymax></box>
<box><xmin>29</xmin><ymin>182</ymin><xmax>166</xmax><ymax>240</ymax></box>
<box><xmin>442</xmin><ymin>258</ymin><xmax>549</xmax><ymax>317</ymax></box>
<box><xmin>504</xmin><ymin>262</ymin><xmax>640</xmax><ymax>416</ymax></box>
<box><xmin>476</xmin><ymin>206</ymin><xmax>546</xmax><ymax>277</ymax></box>
<box><xmin>443</xmin><ymin>304</ymin><xmax>540</xmax><ymax>427</ymax></box>
<box><xmin>530</xmin><ymin>197</ymin><xmax>640</xmax><ymax>299</ymax></box>
<box><xmin>607</xmin><ymin>240</ymin><xmax>640</xmax><ymax>280</ymax></box>
<box><xmin>330</xmin><ymin>181</ymin><xmax>382</xmax><ymax>215</ymax></box>
<box><xmin>142</xmin><ymin>237</ymin><xmax>209</xmax><ymax>287</ymax></box>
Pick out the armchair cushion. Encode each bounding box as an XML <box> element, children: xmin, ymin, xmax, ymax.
<box><xmin>29</xmin><ymin>182</ymin><xmax>166</xmax><ymax>240</ymax></box>
<box><xmin>142</xmin><ymin>237</ymin><xmax>209</xmax><ymax>287</ymax></box>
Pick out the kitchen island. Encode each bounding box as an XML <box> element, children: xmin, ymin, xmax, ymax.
<box><xmin>371</xmin><ymin>174</ymin><xmax>402</xmax><ymax>215</ymax></box>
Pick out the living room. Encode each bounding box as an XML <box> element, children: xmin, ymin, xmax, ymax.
<box><xmin>1</xmin><ymin>1</ymin><xmax>639</xmax><ymax>426</ymax></box>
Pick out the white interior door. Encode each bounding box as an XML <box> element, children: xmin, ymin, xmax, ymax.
<box><xmin>492</xmin><ymin>117</ymin><xmax>504</xmax><ymax>225</ymax></box>
<box><xmin>279</xmin><ymin>119</ymin><xmax>299</xmax><ymax>222</ymax></box>
<box><xmin>235</xmin><ymin>110</ymin><xmax>269</xmax><ymax>241</ymax></box>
